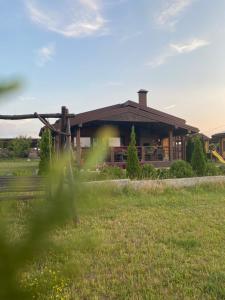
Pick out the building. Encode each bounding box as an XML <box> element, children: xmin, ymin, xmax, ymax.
<box><xmin>61</xmin><ymin>90</ymin><xmax>199</xmax><ymax>167</ymax></box>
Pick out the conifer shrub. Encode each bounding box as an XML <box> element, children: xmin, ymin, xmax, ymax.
<box><xmin>186</xmin><ymin>138</ymin><xmax>195</xmax><ymax>163</ymax></box>
<box><xmin>126</xmin><ymin>126</ymin><xmax>141</xmax><ymax>179</ymax></box>
<box><xmin>191</xmin><ymin>137</ymin><xmax>207</xmax><ymax>176</ymax></box>
<box><xmin>38</xmin><ymin>129</ymin><xmax>52</xmax><ymax>175</ymax></box>
<box><xmin>186</xmin><ymin>136</ymin><xmax>207</xmax><ymax>163</ymax></box>
<box><xmin>170</xmin><ymin>160</ymin><xmax>194</xmax><ymax>178</ymax></box>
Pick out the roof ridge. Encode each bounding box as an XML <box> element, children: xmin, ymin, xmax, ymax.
<box><xmin>122</xmin><ymin>100</ymin><xmax>186</xmax><ymax>124</ymax></box>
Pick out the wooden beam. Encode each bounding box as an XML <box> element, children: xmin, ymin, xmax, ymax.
<box><xmin>76</xmin><ymin>127</ymin><xmax>81</xmax><ymax>167</ymax></box>
<box><xmin>110</xmin><ymin>148</ymin><xmax>115</xmax><ymax>163</ymax></box>
<box><xmin>169</xmin><ymin>128</ymin><xmax>174</xmax><ymax>161</ymax></box>
<box><xmin>60</xmin><ymin>106</ymin><xmax>68</xmax><ymax>151</ymax></box>
<box><xmin>0</xmin><ymin>113</ymin><xmax>75</xmax><ymax>120</ymax></box>
<box><xmin>71</xmin><ymin>136</ymin><xmax>75</xmax><ymax>150</ymax></box>
<box><xmin>182</xmin><ymin>136</ymin><xmax>186</xmax><ymax>160</ymax></box>
<box><xmin>54</xmin><ymin>135</ymin><xmax>60</xmax><ymax>158</ymax></box>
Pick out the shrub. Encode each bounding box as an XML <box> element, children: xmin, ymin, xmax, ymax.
<box><xmin>205</xmin><ymin>162</ymin><xmax>220</xmax><ymax>176</ymax></box>
<box><xmin>219</xmin><ymin>165</ymin><xmax>225</xmax><ymax>175</ymax></box>
<box><xmin>7</xmin><ymin>136</ymin><xmax>32</xmax><ymax>158</ymax></box>
<box><xmin>191</xmin><ymin>137</ymin><xmax>207</xmax><ymax>176</ymax></box>
<box><xmin>0</xmin><ymin>149</ymin><xmax>11</xmax><ymax>159</ymax></box>
<box><xmin>170</xmin><ymin>160</ymin><xmax>194</xmax><ymax>178</ymax></box>
<box><xmin>140</xmin><ymin>164</ymin><xmax>157</xmax><ymax>179</ymax></box>
<box><xmin>126</xmin><ymin>126</ymin><xmax>141</xmax><ymax>179</ymax></box>
<box><xmin>156</xmin><ymin>168</ymin><xmax>171</xmax><ymax>179</ymax></box>
<box><xmin>100</xmin><ymin>166</ymin><xmax>125</xmax><ymax>180</ymax></box>
<box><xmin>38</xmin><ymin>129</ymin><xmax>52</xmax><ymax>175</ymax></box>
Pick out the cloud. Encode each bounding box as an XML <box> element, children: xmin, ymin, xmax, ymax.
<box><xmin>0</xmin><ymin>120</ymin><xmax>39</xmax><ymax>138</ymax></box>
<box><xmin>25</xmin><ymin>0</ymin><xmax>107</xmax><ymax>38</ymax></box>
<box><xmin>36</xmin><ymin>44</ymin><xmax>55</xmax><ymax>67</ymax></box>
<box><xmin>147</xmin><ymin>38</ymin><xmax>210</xmax><ymax>68</ymax></box>
<box><xmin>164</xmin><ymin>104</ymin><xmax>176</xmax><ymax>110</ymax></box>
<box><xmin>155</xmin><ymin>0</ymin><xmax>195</xmax><ymax>28</ymax></box>
<box><xmin>170</xmin><ymin>39</ymin><xmax>210</xmax><ymax>53</ymax></box>
<box><xmin>119</xmin><ymin>31</ymin><xmax>143</xmax><ymax>42</ymax></box>
<box><xmin>147</xmin><ymin>51</ymin><xmax>172</xmax><ymax>68</ymax></box>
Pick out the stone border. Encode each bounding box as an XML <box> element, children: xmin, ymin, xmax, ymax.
<box><xmin>87</xmin><ymin>176</ymin><xmax>225</xmax><ymax>190</ymax></box>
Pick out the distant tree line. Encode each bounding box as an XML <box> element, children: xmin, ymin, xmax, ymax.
<box><xmin>0</xmin><ymin>137</ymin><xmax>33</xmax><ymax>159</ymax></box>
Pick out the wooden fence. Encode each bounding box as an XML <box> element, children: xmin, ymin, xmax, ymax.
<box><xmin>0</xmin><ymin>176</ymin><xmax>45</xmax><ymax>201</ymax></box>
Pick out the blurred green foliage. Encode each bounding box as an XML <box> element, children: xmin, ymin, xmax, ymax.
<box><xmin>0</xmin><ymin>80</ymin><xmax>20</xmax><ymax>97</ymax></box>
<box><xmin>0</xmin><ymin>76</ymin><xmax>113</xmax><ymax>298</ymax></box>
<box><xmin>0</xmin><ymin>155</ymin><xmax>78</xmax><ymax>299</ymax></box>
<box><xmin>0</xmin><ymin>80</ymin><xmax>98</xmax><ymax>299</ymax></box>
<box><xmin>38</xmin><ymin>129</ymin><xmax>52</xmax><ymax>175</ymax></box>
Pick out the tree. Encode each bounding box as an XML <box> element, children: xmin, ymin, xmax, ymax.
<box><xmin>191</xmin><ymin>137</ymin><xmax>207</xmax><ymax>176</ymax></box>
<box><xmin>38</xmin><ymin>129</ymin><xmax>52</xmax><ymax>175</ymax></box>
<box><xmin>126</xmin><ymin>126</ymin><xmax>140</xmax><ymax>179</ymax></box>
<box><xmin>187</xmin><ymin>135</ymin><xmax>207</xmax><ymax>163</ymax></box>
<box><xmin>186</xmin><ymin>137</ymin><xmax>194</xmax><ymax>163</ymax></box>
<box><xmin>8</xmin><ymin>136</ymin><xmax>32</xmax><ymax>158</ymax></box>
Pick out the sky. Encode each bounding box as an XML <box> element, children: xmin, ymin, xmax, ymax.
<box><xmin>1</xmin><ymin>0</ymin><xmax>225</xmax><ymax>137</ymax></box>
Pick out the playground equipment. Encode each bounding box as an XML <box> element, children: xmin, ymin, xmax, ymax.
<box><xmin>212</xmin><ymin>150</ymin><xmax>225</xmax><ymax>164</ymax></box>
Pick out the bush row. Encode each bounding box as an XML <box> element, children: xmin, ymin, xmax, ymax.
<box><xmin>80</xmin><ymin>160</ymin><xmax>225</xmax><ymax>181</ymax></box>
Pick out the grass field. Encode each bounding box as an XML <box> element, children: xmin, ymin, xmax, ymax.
<box><xmin>0</xmin><ymin>159</ymin><xmax>39</xmax><ymax>176</ymax></box>
<box><xmin>2</xmin><ymin>183</ymin><xmax>225</xmax><ymax>299</ymax></box>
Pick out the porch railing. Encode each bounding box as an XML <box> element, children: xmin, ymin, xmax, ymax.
<box><xmin>78</xmin><ymin>145</ymin><xmax>184</xmax><ymax>165</ymax></box>
<box><xmin>108</xmin><ymin>146</ymin><xmax>170</xmax><ymax>163</ymax></box>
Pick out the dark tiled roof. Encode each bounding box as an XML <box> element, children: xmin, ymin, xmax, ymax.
<box><xmin>69</xmin><ymin>100</ymin><xmax>198</xmax><ymax>133</ymax></box>
<box><xmin>211</xmin><ymin>132</ymin><xmax>225</xmax><ymax>139</ymax></box>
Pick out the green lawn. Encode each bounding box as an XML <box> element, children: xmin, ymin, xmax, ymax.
<box><xmin>0</xmin><ymin>159</ymin><xmax>39</xmax><ymax>176</ymax></box>
<box><xmin>3</xmin><ymin>183</ymin><xmax>225</xmax><ymax>299</ymax></box>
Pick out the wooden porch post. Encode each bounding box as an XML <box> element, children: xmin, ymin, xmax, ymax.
<box><xmin>71</xmin><ymin>135</ymin><xmax>75</xmax><ymax>150</ymax></box>
<box><xmin>182</xmin><ymin>136</ymin><xmax>186</xmax><ymax>160</ymax></box>
<box><xmin>76</xmin><ymin>126</ymin><xmax>81</xmax><ymax>167</ymax></box>
<box><xmin>169</xmin><ymin>128</ymin><xmax>174</xmax><ymax>161</ymax></box>
<box><xmin>111</xmin><ymin>148</ymin><xmax>115</xmax><ymax>163</ymax></box>
<box><xmin>55</xmin><ymin>134</ymin><xmax>60</xmax><ymax>158</ymax></box>
<box><xmin>141</xmin><ymin>146</ymin><xmax>145</xmax><ymax>162</ymax></box>
<box><xmin>220</xmin><ymin>138</ymin><xmax>223</xmax><ymax>156</ymax></box>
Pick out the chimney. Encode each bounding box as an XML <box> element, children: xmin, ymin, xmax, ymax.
<box><xmin>138</xmin><ymin>89</ymin><xmax>148</xmax><ymax>107</ymax></box>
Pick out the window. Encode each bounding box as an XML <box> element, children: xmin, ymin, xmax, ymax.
<box><xmin>74</xmin><ymin>137</ymin><xmax>91</xmax><ymax>148</ymax></box>
<box><xmin>109</xmin><ymin>137</ymin><xmax>121</xmax><ymax>147</ymax></box>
